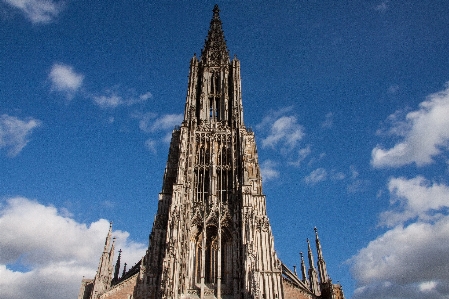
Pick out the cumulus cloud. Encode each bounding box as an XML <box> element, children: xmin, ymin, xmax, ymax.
<box><xmin>349</xmin><ymin>176</ymin><xmax>449</xmax><ymax>299</ymax></box>
<box><xmin>350</xmin><ymin>219</ymin><xmax>449</xmax><ymax>299</ymax></box>
<box><xmin>2</xmin><ymin>0</ymin><xmax>64</xmax><ymax>24</ymax></box>
<box><xmin>304</xmin><ymin>168</ymin><xmax>327</xmax><ymax>185</ymax></box>
<box><xmin>380</xmin><ymin>176</ymin><xmax>449</xmax><ymax>227</ymax></box>
<box><xmin>49</xmin><ymin>63</ymin><xmax>84</xmax><ymax>99</ymax></box>
<box><xmin>260</xmin><ymin>160</ymin><xmax>279</xmax><ymax>181</ymax></box>
<box><xmin>262</xmin><ymin>116</ymin><xmax>304</xmax><ymax>150</ymax></box>
<box><xmin>257</xmin><ymin>107</ymin><xmax>305</xmax><ymax>153</ymax></box>
<box><xmin>0</xmin><ymin>114</ymin><xmax>41</xmax><ymax>157</ymax></box>
<box><xmin>372</xmin><ymin>83</ymin><xmax>449</xmax><ymax>168</ymax></box>
<box><xmin>0</xmin><ymin>197</ymin><xmax>146</xmax><ymax>299</ymax></box>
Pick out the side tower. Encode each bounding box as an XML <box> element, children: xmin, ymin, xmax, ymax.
<box><xmin>135</xmin><ymin>5</ymin><xmax>283</xmax><ymax>299</ymax></box>
<box><xmin>78</xmin><ymin>223</ymin><xmax>115</xmax><ymax>299</ymax></box>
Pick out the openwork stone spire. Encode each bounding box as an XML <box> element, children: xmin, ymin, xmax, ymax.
<box><xmin>134</xmin><ymin>5</ymin><xmax>282</xmax><ymax>299</ymax></box>
<box><xmin>201</xmin><ymin>4</ymin><xmax>230</xmax><ymax>66</ymax></box>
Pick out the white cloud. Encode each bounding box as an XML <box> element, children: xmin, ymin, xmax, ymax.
<box><xmin>3</xmin><ymin>0</ymin><xmax>64</xmax><ymax>24</ymax></box>
<box><xmin>49</xmin><ymin>63</ymin><xmax>84</xmax><ymax>98</ymax></box>
<box><xmin>92</xmin><ymin>90</ymin><xmax>152</xmax><ymax>109</ymax></box>
<box><xmin>93</xmin><ymin>94</ymin><xmax>124</xmax><ymax>109</ymax></box>
<box><xmin>0</xmin><ymin>114</ymin><xmax>41</xmax><ymax>157</ymax></box>
<box><xmin>330</xmin><ymin>170</ymin><xmax>345</xmax><ymax>181</ymax></box>
<box><xmin>388</xmin><ymin>84</ymin><xmax>400</xmax><ymax>95</ymax></box>
<box><xmin>321</xmin><ymin>112</ymin><xmax>334</xmax><ymax>129</ymax></box>
<box><xmin>256</xmin><ymin>108</ymin><xmax>305</xmax><ymax>154</ymax></box>
<box><xmin>372</xmin><ymin>83</ymin><xmax>449</xmax><ymax>168</ymax></box>
<box><xmin>350</xmin><ymin>218</ymin><xmax>449</xmax><ymax>299</ymax></box>
<box><xmin>145</xmin><ymin>138</ymin><xmax>157</xmax><ymax>153</ymax></box>
<box><xmin>288</xmin><ymin>146</ymin><xmax>311</xmax><ymax>167</ymax></box>
<box><xmin>349</xmin><ymin>176</ymin><xmax>449</xmax><ymax>299</ymax></box>
<box><xmin>304</xmin><ymin>168</ymin><xmax>327</xmax><ymax>185</ymax></box>
<box><xmin>261</xmin><ymin>116</ymin><xmax>304</xmax><ymax>150</ymax></box>
<box><xmin>139</xmin><ymin>92</ymin><xmax>152</xmax><ymax>101</ymax></box>
<box><xmin>137</xmin><ymin>113</ymin><xmax>182</xmax><ymax>153</ymax></box>
<box><xmin>0</xmin><ymin>197</ymin><xmax>146</xmax><ymax>299</ymax></box>
<box><xmin>347</xmin><ymin>179</ymin><xmax>369</xmax><ymax>193</ymax></box>
<box><xmin>260</xmin><ymin>160</ymin><xmax>279</xmax><ymax>181</ymax></box>
<box><xmin>380</xmin><ymin>176</ymin><xmax>449</xmax><ymax>227</ymax></box>
<box><xmin>374</xmin><ymin>1</ymin><xmax>389</xmax><ymax>12</ymax></box>
<box><xmin>151</xmin><ymin>114</ymin><xmax>183</xmax><ymax>131</ymax></box>
<box><xmin>139</xmin><ymin>113</ymin><xmax>183</xmax><ymax>133</ymax></box>
<box><xmin>419</xmin><ymin>281</ymin><xmax>438</xmax><ymax>292</ymax></box>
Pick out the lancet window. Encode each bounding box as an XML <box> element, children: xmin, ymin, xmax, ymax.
<box><xmin>208</xmin><ymin>72</ymin><xmax>222</xmax><ymax>121</ymax></box>
<box><xmin>191</xmin><ymin>225</ymin><xmax>233</xmax><ymax>288</ymax></box>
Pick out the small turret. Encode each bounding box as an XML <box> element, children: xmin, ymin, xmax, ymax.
<box><xmin>90</xmin><ymin>222</ymin><xmax>115</xmax><ymax>298</ymax></box>
<box><xmin>300</xmin><ymin>252</ymin><xmax>309</xmax><ymax>286</ymax></box>
<box><xmin>103</xmin><ymin>222</ymin><xmax>113</xmax><ymax>253</ymax></box>
<box><xmin>122</xmin><ymin>263</ymin><xmax>127</xmax><ymax>278</ymax></box>
<box><xmin>307</xmin><ymin>238</ymin><xmax>321</xmax><ymax>296</ymax></box>
<box><xmin>113</xmin><ymin>249</ymin><xmax>122</xmax><ymax>282</ymax></box>
<box><xmin>314</xmin><ymin>227</ymin><xmax>329</xmax><ymax>283</ymax></box>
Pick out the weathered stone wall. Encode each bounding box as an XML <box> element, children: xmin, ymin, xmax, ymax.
<box><xmin>331</xmin><ymin>284</ymin><xmax>345</xmax><ymax>299</ymax></box>
<box><xmin>99</xmin><ymin>273</ymin><xmax>138</xmax><ymax>299</ymax></box>
<box><xmin>78</xmin><ymin>279</ymin><xmax>93</xmax><ymax>299</ymax></box>
<box><xmin>282</xmin><ymin>279</ymin><xmax>312</xmax><ymax>299</ymax></box>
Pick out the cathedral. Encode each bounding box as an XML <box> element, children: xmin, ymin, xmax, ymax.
<box><xmin>78</xmin><ymin>5</ymin><xmax>345</xmax><ymax>299</ymax></box>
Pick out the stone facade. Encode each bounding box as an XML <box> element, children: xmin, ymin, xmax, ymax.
<box><xmin>99</xmin><ymin>274</ymin><xmax>138</xmax><ymax>299</ymax></box>
<box><xmin>78</xmin><ymin>5</ymin><xmax>345</xmax><ymax>299</ymax></box>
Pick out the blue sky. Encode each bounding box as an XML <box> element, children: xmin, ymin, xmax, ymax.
<box><xmin>1</xmin><ymin>1</ymin><xmax>449</xmax><ymax>298</ymax></box>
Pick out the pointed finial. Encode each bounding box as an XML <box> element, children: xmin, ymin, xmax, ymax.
<box><xmin>122</xmin><ymin>262</ymin><xmax>127</xmax><ymax>277</ymax></box>
<box><xmin>113</xmin><ymin>248</ymin><xmax>122</xmax><ymax>281</ymax></box>
<box><xmin>213</xmin><ymin>4</ymin><xmax>220</xmax><ymax>17</ymax></box>
<box><xmin>300</xmin><ymin>251</ymin><xmax>308</xmax><ymax>283</ymax></box>
<box><xmin>201</xmin><ymin>4</ymin><xmax>229</xmax><ymax>65</ymax></box>
<box><xmin>314</xmin><ymin>227</ymin><xmax>329</xmax><ymax>283</ymax></box>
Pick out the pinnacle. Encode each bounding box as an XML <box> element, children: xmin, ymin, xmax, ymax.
<box><xmin>201</xmin><ymin>5</ymin><xmax>229</xmax><ymax>65</ymax></box>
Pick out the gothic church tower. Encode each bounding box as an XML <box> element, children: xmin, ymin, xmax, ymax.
<box><xmin>134</xmin><ymin>5</ymin><xmax>284</xmax><ymax>299</ymax></box>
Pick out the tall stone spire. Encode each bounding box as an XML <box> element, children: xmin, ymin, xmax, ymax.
<box><xmin>307</xmin><ymin>238</ymin><xmax>321</xmax><ymax>296</ymax></box>
<box><xmin>300</xmin><ymin>251</ymin><xmax>309</xmax><ymax>286</ymax></box>
<box><xmin>201</xmin><ymin>4</ymin><xmax>230</xmax><ymax>66</ymax></box>
<box><xmin>104</xmin><ymin>222</ymin><xmax>113</xmax><ymax>253</ymax></box>
<box><xmin>135</xmin><ymin>5</ymin><xmax>283</xmax><ymax>299</ymax></box>
<box><xmin>91</xmin><ymin>223</ymin><xmax>115</xmax><ymax>298</ymax></box>
<box><xmin>315</xmin><ymin>227</ymin><xmax>330</xmax><ymax>283</ymax></box>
